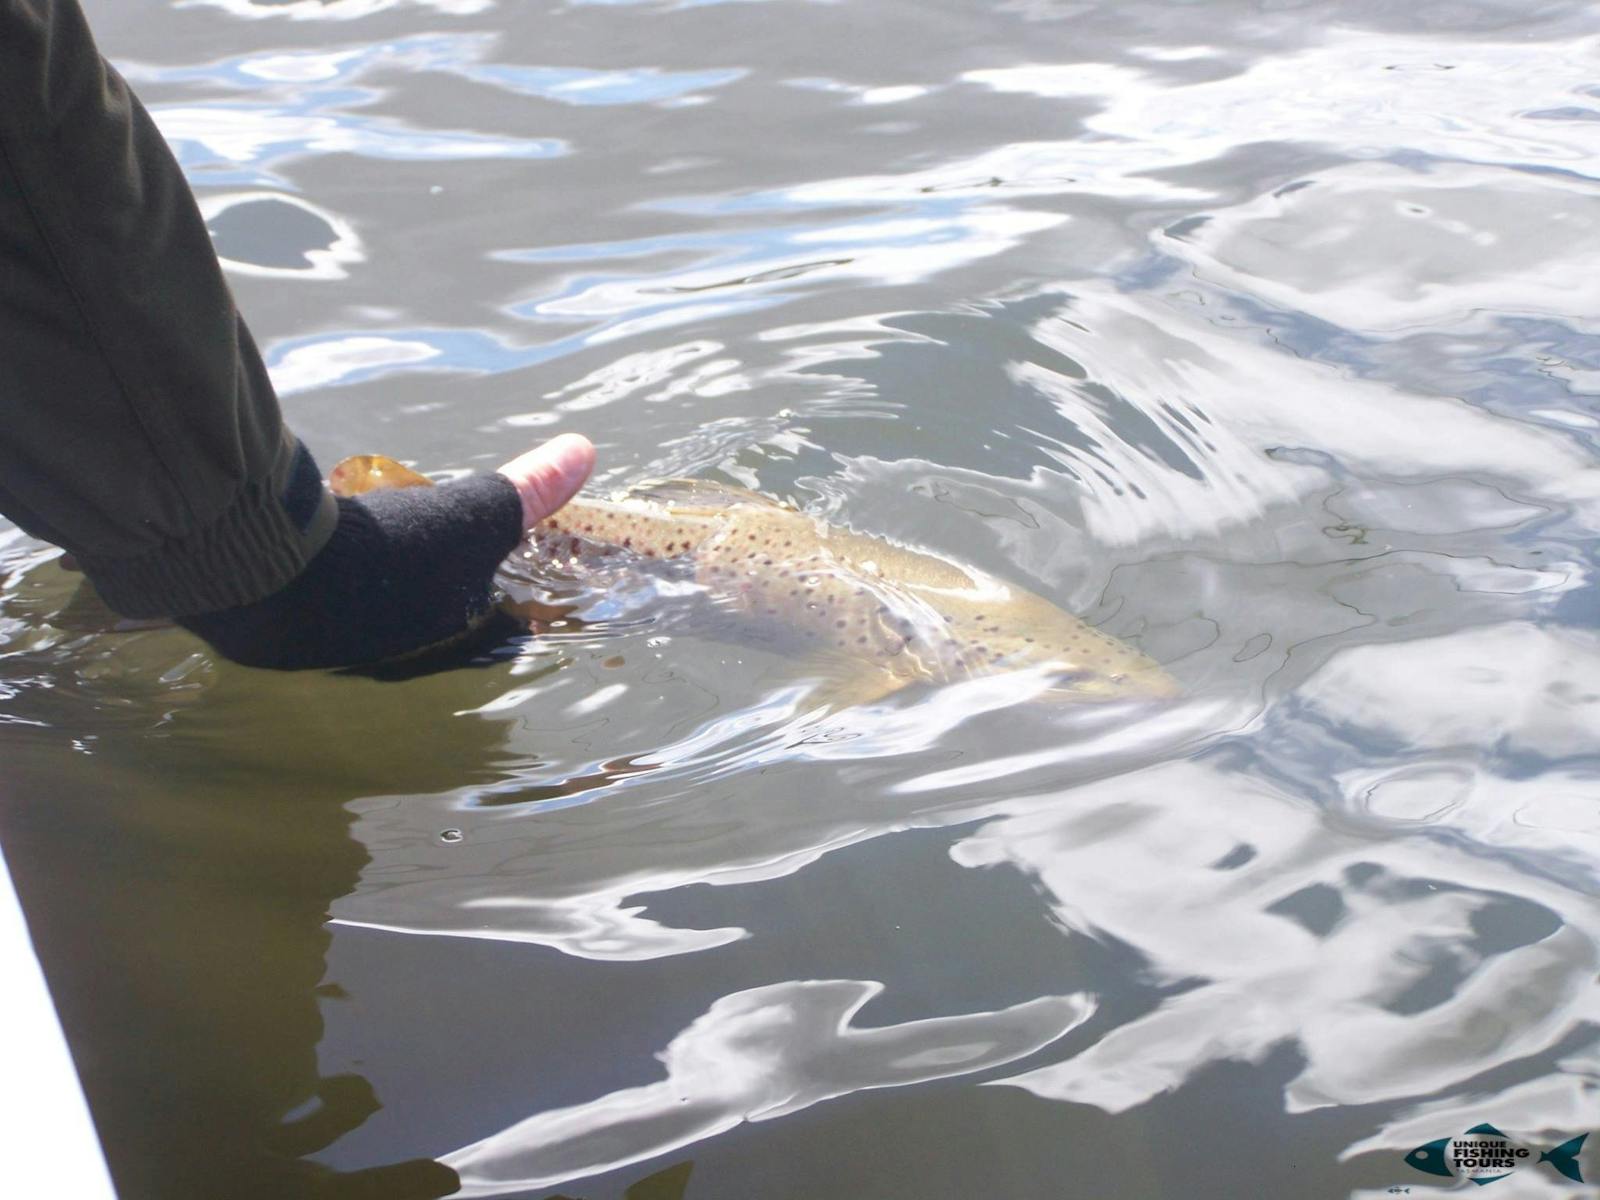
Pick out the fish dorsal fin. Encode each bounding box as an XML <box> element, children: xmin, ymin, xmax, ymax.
<box><xmin>620</xmin><ymin>477</ymin><xmax>790</xmax><ymax>514</ymax></box>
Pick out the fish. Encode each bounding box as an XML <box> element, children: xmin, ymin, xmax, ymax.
<box><xmin>330</xmin><ymin>454</ymin><xmax>1175</xmax><ymax>707</ymax></box>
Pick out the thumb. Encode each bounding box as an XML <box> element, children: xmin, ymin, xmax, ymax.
<box><xmin>496</xmin><ymin>433</ymin><xmax>596</xmax><ymax>530</ymax></box>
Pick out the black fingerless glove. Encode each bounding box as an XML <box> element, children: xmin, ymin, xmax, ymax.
<box><xmin>178</xmin><ymin>475</ymin><xmax>524</xmax><ymax>670</ymax></box>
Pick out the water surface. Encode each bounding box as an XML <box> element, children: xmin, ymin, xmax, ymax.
<box><xmin>4</xmin><ymin>0</ymin><xmax>1600</xmax><ymax>1195</ymax></box>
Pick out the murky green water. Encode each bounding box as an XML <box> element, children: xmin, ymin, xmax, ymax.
<box><xmin>5</xmin><ymin>0</ymin><xmax>1600</xmax><ymax>1196</ymax></box>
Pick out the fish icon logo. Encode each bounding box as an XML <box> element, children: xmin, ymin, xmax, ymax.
<box><xmin>1403</xmin><ymin>1123</ymin><xmax>1588</xmax><ymax>1186</ymax></box>
<box><xmin>1544</xmin><ymin>1135</ymin><xmax>1592</xmax><ymax>1184</ymax></box>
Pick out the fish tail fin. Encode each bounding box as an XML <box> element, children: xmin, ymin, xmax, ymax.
<box><xmin>1540</xmin><ymin>1133</ymin><xmax>1587</xmax><ymax>1183</ymax></box>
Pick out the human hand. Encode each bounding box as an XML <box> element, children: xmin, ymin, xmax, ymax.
<box><xmin>179</xmin><ymin>435</ymin><xmax>596</xmax><ymax>670</ymax></box>
<box><xmin>495</xmin><ymin>433</ymin><xmax>596</xmax><ymax>531</ymax></box>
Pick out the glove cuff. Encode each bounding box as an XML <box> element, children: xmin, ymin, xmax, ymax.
<box><xmin>178</xmin><ymin>473</ymin><xmax>524</xmax><ymax>669</ymax></box>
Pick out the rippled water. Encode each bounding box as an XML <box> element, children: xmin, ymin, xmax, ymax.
<box><xmin>5</xmin><ymin>0</ymin><xmax>1600</xmax><ymax>1196</ymax></box>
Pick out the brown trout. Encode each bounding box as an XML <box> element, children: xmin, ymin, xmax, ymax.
<box><xmin>330</xmin><ymin>455</ymin><xmax>1174</xmax><ymax>706</ymax></box>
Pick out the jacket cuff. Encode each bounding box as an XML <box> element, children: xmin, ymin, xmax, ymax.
<box><xmin>75</xmin><ymin>442</ymin><xmax>338</xmax><ymax>619</ymax></box>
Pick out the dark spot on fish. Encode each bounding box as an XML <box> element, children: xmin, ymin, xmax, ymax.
<box><xmin>835</xmin><ymin>620</ymin><xmax>846</xmax><ymax>628</ymax></box>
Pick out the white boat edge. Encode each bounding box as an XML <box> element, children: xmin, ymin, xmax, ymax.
<box><xmin>0</xmin><ymin>838</ymin><xmax>116</xmax><ymax>1197</ymax></box>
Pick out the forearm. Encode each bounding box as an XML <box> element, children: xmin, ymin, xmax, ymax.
<box><xmin>0</xmin><ymin>0</ymin><xmax>336</xmax><ymax>618</ymax></box>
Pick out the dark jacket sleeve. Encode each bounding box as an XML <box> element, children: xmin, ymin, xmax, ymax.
<box><xmin>0</xmin><ymin>0</ymin><xmax>337</xmax><ymax>618</ymax></box>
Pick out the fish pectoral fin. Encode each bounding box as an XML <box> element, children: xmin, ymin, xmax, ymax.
<box><xmin>790</xmin><ymin>650</ymin><xmax>913</xmax><ymax>711</ymax></box>
<box><xmin>329</xmin><ymin>454</ymin><xmax>436</xmax><ymax>496</ymax></box>
<box><xmin>622</xmin><ymin>477</ymin><xmax>791</xmax><ymax>513</ymax></box>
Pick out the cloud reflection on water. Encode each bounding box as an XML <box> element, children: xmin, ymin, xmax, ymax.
<box><xmin>1168</xmin><ymin>162</ymin><xmax>1600</xmax><ymax>334</ymax></box>
<box><xmin>441</xmin><ymin>981</ymin><xmax>1095</xmax><ymax>1195</ymax></box>
<box><xmin>334</xmin><ymin>675</ymin><xmax>1227</xmax><ymax>958</ymax></box>
<box><xmin>1017</xmin><ymin>288</ymin><xmax>1600</xmax><ymax>551</ymax></box>
<box><xmin>966</xmin><ymin>32</ymin><xmax>1600</xmax><ymax>180</ymax></box>
<box><xmin>966</xmin><ymin>756</ymin><xmax>1600</xmax><ymax>1114</ymax></box>
<box><xmin>127</xmin><ymin>31</ymin><xmax>745</xmax><ymax>107</ymax></box>
<box><xmin>1301</xmin><ymin>622</ymin><xmax>1600</xmax><ymax>760</ymax></box>
<box><xmin>336</xmin><ymin>605</ymin><xmax>1600</xmax><ymax>1189</ymax></box>
<box><xmin>178</xmin><ymin>0</ymin><xmax>492</xmax><ymax>19</ymax></box>
<box><xmin>151</xmin><ymin>94</ymin><xmax>563</xmax><ymax>178</ymax></box>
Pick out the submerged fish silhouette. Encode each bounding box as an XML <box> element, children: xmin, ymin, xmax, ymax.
<box><xmin>330</xmin><ymin>455</ymin><xmax>1175</xmax><ymax>706</ymax></box>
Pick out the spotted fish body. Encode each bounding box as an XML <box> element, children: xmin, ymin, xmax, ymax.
<box><xmin>329</xmin><ymin>457</ymin><xmax>1173</xmax><ymax>705</ymax></box>
<box><xmin>530</xmin><ymin>480</ymin><xmax>1173</xmax><ymax>705</ymax></box>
